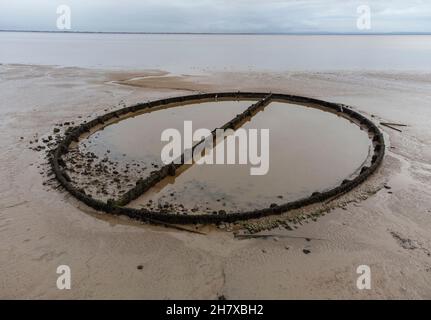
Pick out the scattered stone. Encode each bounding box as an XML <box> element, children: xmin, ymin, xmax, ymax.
<box><xmin>284</xmin><ymin>224</ymin><xmax>293</xmax><ymax>231</ymax></box>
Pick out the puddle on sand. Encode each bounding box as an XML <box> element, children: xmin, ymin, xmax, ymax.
<box><xmin>81</xmin><ymin>100</ymin><xmax>257</xmax><ymax>170</ymax></box>
<box><xmin>72</xmin><ymin>100</ymin><xmax>258</xmax><ymax>200</ymax></box>
<box><xmin>125</xmin><ymin>101</ymin><xmax>372</xmax><ymax>214</ymax></box>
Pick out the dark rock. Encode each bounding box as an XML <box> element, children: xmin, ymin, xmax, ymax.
<box><xmin>360</xmin><ymin>166</ymin><xmax>369</xmax><ymax>174</ymax></box>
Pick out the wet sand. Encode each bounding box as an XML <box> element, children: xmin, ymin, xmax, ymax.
<box><xmin>1</xmin><ymin>64</ymin><xmax>431</xmax><ymax>299</ymax></box>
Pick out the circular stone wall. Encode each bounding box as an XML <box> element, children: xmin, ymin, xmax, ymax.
<box><xmin>51</xmin><ymin>92</ymin><xmax>385</xmax><ymax>224</ymax></box>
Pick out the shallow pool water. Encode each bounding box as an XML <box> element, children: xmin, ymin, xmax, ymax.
<box><xmin>83</xmin><ymin>100</ymin><xmax>373</xmax><ymax>213</ymax></box>
<box><xmin>81</xmin><ymin>100</ymin><xmax>257</xmax><ymax>169</ymax></box>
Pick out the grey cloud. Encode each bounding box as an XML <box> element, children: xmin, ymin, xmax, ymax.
<box><xmin>0</xmin><ymin>0</ymin><xmax>430</xmax><ymax>33</ymax></box>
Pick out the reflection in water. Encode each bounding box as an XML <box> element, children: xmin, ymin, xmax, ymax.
<box><xmin>82</xmin><ymin>100</ymin><xmax>256</xmax><ymax>167</ymax></box>
<box><xmin>81</xmin><ymin>99</ymin><xmax>371</xmax><ymax>213</ymax></box>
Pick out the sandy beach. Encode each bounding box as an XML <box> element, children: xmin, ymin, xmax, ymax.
<box><xmin>1</xmin><ymin>64</ymin><xmax>431</xmax><ymax>299</ymax></box>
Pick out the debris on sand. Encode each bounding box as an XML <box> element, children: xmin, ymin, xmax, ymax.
<box><xmin>380</xmin><ymin>122</ymin><xmax>404</xmax><ymax>132</ymax></box>
<box><xmin>390</xmin><ymin>231</ymin><xmax>419</xmax><ymax>250</ymax></box>
<box><xmin>380</xmin><ymin>122</ymin><xmax>408</xmax><ymax>127</ymax></box>
<box><xmin>389</xmin><ymin>231</ymin><xmax>431</xmax><ymax>257</ymax></box>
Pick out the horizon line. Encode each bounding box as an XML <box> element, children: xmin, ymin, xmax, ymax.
<box><xmin>1</xmin><ymin>29</ymin><xmax>431</xmax><ymax>36</ymax></box>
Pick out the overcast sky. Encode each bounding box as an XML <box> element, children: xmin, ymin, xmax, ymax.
<box><xmin>0</xmin><ymin>0</ymin><xmax>430</xmax><ymax>33</ymax></box>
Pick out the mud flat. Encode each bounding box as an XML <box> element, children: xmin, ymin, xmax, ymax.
<box><xmin>1</xmin><ymin>64</ymin><xmax>431</xmax><ymax>298</ymax></box>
